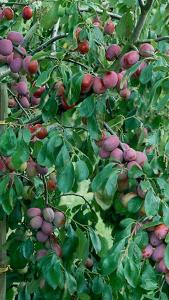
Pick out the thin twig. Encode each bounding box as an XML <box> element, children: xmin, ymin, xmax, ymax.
<box><xmin>7</xmin><ymin>88</ymin><xmax>30</xmax><ymax>119</ymax></box>
<box><xmin>42</xmin><ymin>175</ymin><xmax>49</xmax><ymax>205</ymax></box>
<box><xmin>31</xmin><ymin>34</ymin><xmax>68</xmax><ymax>55</ymax></box>
<box><xmin>79</xmin><ymin>7</ymin><xmax>121</xmax><ymax>20</ymax></box>
<box><xmin>63</xmin><ymin>58</ymin><xmax>89</xmax><ymax>70</ymax></box>
<box><xmin>131</xmin><ymin>0</ymin><xmax>154</xmax><ymax>43</ymax></box>
<box><xmin>137</xmin><ymin>36</ymin><xmax>169</xmax><ymax>43</ymax></box>
<box><xmin>138</xmin><ymin>0</ymin><xmax>145</xmax><ymax>9</ymax></box>
<box><xmin>60</xmin><ymin>193</ymin><xmax>95</xmax><ymax>214</ymax></box>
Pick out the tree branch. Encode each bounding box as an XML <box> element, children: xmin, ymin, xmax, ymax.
<box><xmin>30</xmin><ymin>34</ymin><xmax>68</xmax><ymax>55</ymax></box>
<box><xmin>79</xmin><ymin>7</ymin><xmax>121</xmax><ymax>20</ymax></box>
<box><xmin>137</xmin><ymin>36</ymin><xmax>169</xmax><ymax>43</ymax></box>
<box><xmin>138</xmin><ymin>0</ymin><xmax>145</xmax><ymax>9</ymax></box>
<box><xmin>131</xmin><ymin>0</ymin><xmax>154</xmax><ymax>43</ymax></box>
<box><xmin>51</xmin><ymin>19</ymin><xmax>60</xmax><ymax>53</ymax></box>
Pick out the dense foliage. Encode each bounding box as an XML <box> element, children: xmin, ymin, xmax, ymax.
<box><xmin>1</xmin><ymin>0</ymin><xmax>169</xmax><ymax>299</ymax></box>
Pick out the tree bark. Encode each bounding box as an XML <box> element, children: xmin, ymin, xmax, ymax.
<box><xmin>0</xmin><ymin>83</ymin><xmax>8</xmax><ymax>300</ymax></box>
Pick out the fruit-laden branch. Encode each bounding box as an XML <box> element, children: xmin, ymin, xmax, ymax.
<box><xmin>31</xmin><ymin>34</ymin><xmax>68</xmax><ymax>55</ymax></box>
<box><xmin>0</xmin><ymin>84</ymin><xmax>8</xmax><ymax>300</ymax></box>
<box><xmin>79</xmin><ymin>7</ymin><xmax>121</xmax><ymax>20</ymax></box>
<box><xmin>0</xmin><ymin>36</ymin><xmax>26</xmax><ymax>57</ymax></box>
<box><xmin>131</xmin><ymin>0</ymin><xmax>154</xmax><ymax>43</ymax></box>
<box><xmin>0</xmin><ymin>2</ymin><xmax>28</xmax><ymax>5</ymax></box>
<box><xmin>137</xmin><ymin>36</ymin><xmax>169</xmax><ymax>43</ymax></box>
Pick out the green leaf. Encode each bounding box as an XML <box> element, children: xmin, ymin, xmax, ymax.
<box><xmin>91</xmin><ymin>163</ymin><xmax>114</xmax><ymax>192</ymax></box>
<box><xmin>128</xmin><ymin>197</ymin><xmax>143</xmax><ymax>213</ymax></box>
<box><xmin>36</xmin><ymin>67</ymin><xmax>54</xmax><ymax>87</ymax></box>
<box><xmin>104</xmin><ymin>170</ymin><xmax>118</xmax><ymax>197</ymax></box>
<box><xmin>65</xmin><ymin>272</ymin><xmax>77</xmax><ymax>295</ymax></box>
<box><xmin>92</xmin><ymin>276</ymin><xmax>104</xmax><ymax>295</ymax></box>
<box><xmin>11</xmin><ymin>141</ymin><xmax>30</xmax><ymax>169</ymax></box>
<box><xmin>164</xmin><ymin>243</ymin><xmax>169</xmax><ymax>269</ymax></box>
<box><xmin>87</xmin><ymin>115</ymin><xmax>100</xmax><ymax>139</ymax></box>
<box><xmin>144</xmin><ymin>190</ymin><xmax>160</xmax><ymax>216</ymax></box>
<box><xmin>141</xmin><ymin>264</ymin><xmax>157</xmax><ymax>290</ymax></box>
<box><xmin>75</xmin><ymin>160</ymin><xmax>89</xmax><ymax>181</ymax></box>
<box><xmin>89</xmin><ymin>228</ymin><xmax>101</xmax><ymax>254</ymax></box>
<box><xmin>0</xmin><ymin>128</ymin><xmax>16</xmax><ymax>156</ymax></box>
<box><xmin>21</xmin><ymin>239</ymin><xmax>34</xmax><ymax>259</ymax></box>
<box><xmin>101</xmin><ymin>239</ymin><xmax>126</xmax><ymax>275</ymax></box>
<box><xmin>57</xmin><ymin>161</ymin><xmax>74</xmax><ymax>192</ymax></box>
<box><xmin>116</xmin><ymin>12</ymin><xmax>134</xmax><ymax>41</ymax></box>
<box><xmin>139</xmin><ymin>64</ymin><xmax>153</xmax><ymax>84</ymax></box>
<box><xmin>79</xmin><ymin>95</ymin><xmax>95</xmax><ymax>117</ymax></box>
<box><xmin>102</xmin><ymin>284</ymin><xmax>113</xmax><ymax>300</ymax></box>
<box><xmin>163</xmin><ymin>205</ymin><xmax>169</xmax><ymax>226</ymax></box>
<box><xmin>70</xmin><ymin>72</ymin><xmax>83</xmax><ymax>103</ymax></box>
<box><xmin>124</xmin><ymin>257</ymin><xmax>139</xmax><ymax>288</ymax></box>
<box><xmin>76</xmin><ymin>228</ymin><xmax>89</xmax><ymax>261</ymax></box>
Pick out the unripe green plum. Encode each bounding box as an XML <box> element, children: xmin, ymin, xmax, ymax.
<box><xmin>43</xmin><ymin>207</ymin><xmax>54</xmax><ymax>223</ymax></box>
<box><xmin>151</xmin><ymin>244</ymin><xmax>165</xmax><ymax>262</ymax></box>
<box><xmin>36</xmin><ymin>231</ymin><xmax>48</xmax><ymax>243</ymax></box>
<box><xmin>105</xmin><ymin>44</ymin><xmax>121</xmax><ymax>61</ymax></box>
<box><xmin>41</xmin><ymin>221</ymin><xmax>53</xmax><ymax>235</ymax></box>
<box><xmin>53</xmin><ymin>211</ymin><xmax>65</xmax><ymax>228</ymax></box>
<box><xmin>18</xmin><ymin>162</ymin><xmax>27</xmax><ymax>172</ymax></box>
<box><xmin>30</xmin><ymin>216</ymin><xmax>43</xmax><ymax>229</ymax></box>
<box><xmin>27</xmin><ymin>207</ymin><xmax>41</xmax><ymax>218</ymax></box>
<box><xmin>110</xmin><ymin>148</ymin><xmax>123</xmax><ymax>162</ymax></box>
<box><xmin>7</xmin><ymin>31</ymin><xmax>24</xmax><ymax>46</ymax></box>
<box><xmin>139</xmin><ymin>43</ymin><xmax>155</xmax><ymax>57</ymax></box>
<box><xmin>102</xmin><ymin>135</ymin><xmax>120</xmax><ymax>152</ymax></box>
<box><xmin>10</xmin><ymin>58</ymin><xmax>22</xmax><ymax>73</ymax></box>
<box><xmin>0</xmin><ymin>39</ymin><xmax>13</xmax><ymax>56</ymax></box>
<box><xmin>102</xmin><ymin>71</ymin><xmax>118</xmax><ymax>89</ymax></box>
<box><xmin>124</xmin><ymin>148</ymin><xmax>136</xmax><ymax>162</ymax></box>
<box><xmin>93</xmin><ymin>77</ymin><xmax>106</xmax><ymax>94</ymax></box>
<box><xmin>142</xmin><ymin>244</ymin><xmax>153</xmax><ymax>258</ymax></box>
<box><xmin>121</xmin><ymin>192</ymin><xmax>137</xmax><ymax>208</ymax></box>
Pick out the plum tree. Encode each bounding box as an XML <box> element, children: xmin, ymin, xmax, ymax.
<box><xmin>1</xmin><ymin>1</ymin><xmax>169</xmax><ymax>299</ymax></box>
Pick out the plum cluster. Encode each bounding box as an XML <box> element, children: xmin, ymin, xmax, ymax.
<box><xmin>0</xmin><ymin>5</ymin><xmax>32</xmax><ymax>21</ymax></box>
<box><xmin>142</xmin><ymin>224</ymin><xmax>169</xmax><ymax>284</ymax></box>
<box><xmin>27</xmin><ymin>207</ymin><xmax>65</xmax><ymax>258</ymax></box>
<box><xmin>0</xmin><ymin>32</ymin><xmax>38</xmax><ymax>74</ymax></box>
